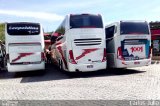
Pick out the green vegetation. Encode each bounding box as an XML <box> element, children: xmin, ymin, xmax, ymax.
<box><xmin>55</xmin><ymin>26</ymin><xmax>65</xmax><ymax>35</ymax></box>
<box><xmin>150</xmin><ymin>21</ymin><xmax>160</xmax><ymax>29</ymax></box>
<box><xmin>0</xmin><ymin>23</ymin><xmax>5</xmax><ymax>42</ymax></box>
<box><xmin>48</xmin><ymin>31</ymin><xmax>54</xmax><ymax>35</ymax></box>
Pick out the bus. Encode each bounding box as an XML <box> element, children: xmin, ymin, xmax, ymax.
<box><xmin>5</xmin><ymin>22</ymin><xmax>45</xmax><ymax>72</ymax></box>
<box><xmin>150</xmin><ymin>22</ymin><xmax>160</xmax><ymax>60</ymax></box>
<box><xmin>105</xmin><ymin>21</ymin><xmax>151</xmax><ymax>68</ymax></box>
<box><xmin>50</xmin><ymin>13</ymin><xmax>106</xmax><ymax>72</ymax></box>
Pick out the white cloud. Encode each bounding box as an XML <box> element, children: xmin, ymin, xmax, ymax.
<box><xmin>151</xmin><ymin>7</ymin><xmax>160</xmax><ymax>13</ymax></box>
<box><xmin>51</xmin><ymin>0</ymin><xmax>107</xmax><ymax>10</ymax></box>
<box><xmin>0</xmin><ymin>9</ymin><xmax>64</xmax><ymax>21</ymax></box>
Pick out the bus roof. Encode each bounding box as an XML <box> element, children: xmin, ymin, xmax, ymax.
<box><xmin>6</xmin><ymin>22</ymin><xmax>40</xmax><ymax>25</ymax></box>
<box><xmin>69</xmin><ymin>13</ymin><xmax>101</xmax><ymax>16</ymax></box>
<box><xmin>105</xmin><ymin>20</ymin><xmax>147</xmax><ymax>28</ymax></box>
<box><xmin>120</xmin><ymin>20</ymin><xmax>147</xmax><ymax>23</ymax></box>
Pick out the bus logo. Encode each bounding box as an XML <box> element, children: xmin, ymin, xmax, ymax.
<box><xmin>130</xmin><ymin>47</ymin><xmax>143</xmax><ymax>53</ymax></box>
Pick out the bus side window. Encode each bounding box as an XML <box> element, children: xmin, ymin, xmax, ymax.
<box><xmin>105</xmin><ymin>26</ymin><xmax>115</xmax><ymax>39</ymax></box>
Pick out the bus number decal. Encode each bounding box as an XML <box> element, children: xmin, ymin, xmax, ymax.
<box><xmin>130</xmin><ymin>47</ymin><xmax>143</xmax><ymax>53</ymax></box>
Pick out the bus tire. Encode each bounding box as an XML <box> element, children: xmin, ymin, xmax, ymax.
<box><xmin>60</xmin><ymin>60</ymin><xmax>63</xmax><ymax>70</ymax></box>
<box><xmin>58</xmin><ymin>59</ymin><xmax>62</xmax><ymax>70</ymax></box>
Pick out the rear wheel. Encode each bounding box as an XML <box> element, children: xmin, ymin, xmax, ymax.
<box><xmin>2</xmin><ymin>56</ymin><xmax>7</xmax><ymax>71</ymax></box>
<box><xmin>58</xmin><ymin>59</ymin><xmax>63</xmax><ymax>70</ymax></box>
<box><xmin>3</xmin><ymin>62</ymin><xmax>7</xmax><ymax>71</ymax></box>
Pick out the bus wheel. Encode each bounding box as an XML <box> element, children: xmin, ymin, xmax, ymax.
<box><xmin>3</xmin><ymin>57</ymin><xmax>7</xmax><ymax>71</ymax></box>
<box><xmin>60</xmin><ymin>60</ymin><xmax>63</xmax><ymax>70</ymax></box>
<box><xmin>58</xmin><ymin>59</ymin><xmax>62</xmax><ymax>70</ymax></box>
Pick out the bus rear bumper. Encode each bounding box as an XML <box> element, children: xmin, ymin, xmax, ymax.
<box><xmin>116</xmin><ymin>59</ymin><xmax>151</xmax><ymax>68</ymax></box>
<box><xmin>68</xmin><ymin>62</ymin><xmax>107</xmax><ymax>72</ymax></box>
<box><xmin>7</xmin><ymin>62</ymin><xmax>45</xmax><ymax>72</ymax></box>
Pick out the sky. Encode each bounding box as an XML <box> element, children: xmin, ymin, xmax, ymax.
<box><xmin>0</xmin><ymin>0</ymin><xmax>160</xmax><ymax>32</ymax></box>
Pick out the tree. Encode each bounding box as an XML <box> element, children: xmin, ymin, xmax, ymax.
<box><xmin>0</xmin><ymin>23</ymin><xmax>5</xmax><ymax>42</ymax></box>
<box><xmin>150</xmin><ymin>21</ymin><xmax>160</xmax><ymax>29</ymax></box>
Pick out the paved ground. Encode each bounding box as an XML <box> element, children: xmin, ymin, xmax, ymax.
<box><xmin>0</xmin><ymin>63</ymin><xmax>160</xmax><ymax>100</ymax></box>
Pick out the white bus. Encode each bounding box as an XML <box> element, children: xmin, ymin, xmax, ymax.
<box><xmin>5</xmin><ymin>22</ymin><xmax>45</xmax><ymax>72</ymax></box>
<box><xmin>105</xmin><ymin>21</ymin><xmax>151</xmax><ymax>68</ymax></box>
<box><xmin>51</xmin><ymin>14</ymin><xmax>106</xmax><ymax>72</ymax></box>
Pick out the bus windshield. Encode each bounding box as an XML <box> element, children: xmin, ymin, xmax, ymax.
<box><xmin>70</xmin><ymin>14</ymin><xmax>103</xmax><ymax>28</ymax></box>
<box><xmin>7</xmin><ymin>23</ymin><xmax>40</xmax><ymax>35</ymax></box>
<box><xmin>120</xmin><ymin>22</ymin><xmax>149</xmax><ymax>35</ymax></box>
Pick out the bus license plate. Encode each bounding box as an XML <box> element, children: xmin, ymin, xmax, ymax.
<box><xmin>134</xmin><ymin>62</ymin><xmax>140</xmax><ymax>64</ymax></box>
<box><xmin>87</xmin><ymin>65</ymin><xmax>93</xmax><ymax>68</ymax></box>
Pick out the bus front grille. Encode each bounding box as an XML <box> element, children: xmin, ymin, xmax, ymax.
<box><xmin>74</xmin><ymin>38</ymin><xmax>102</xmax><ymax>46</ymax></box>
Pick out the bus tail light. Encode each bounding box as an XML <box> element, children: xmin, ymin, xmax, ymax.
<box><xmin>102</xmin><ymin>48</ymin><xmax>107</xmax><ymax>62</ymax></box>
<box><xmin>69</xmin><ymin>50</ymin><xmax>77</xmax><ymax>64</ymax></box>
<box><xmin>117</xmin><ymin>47</ymin><xmax>124</xmax><ymax>60</ymax></box>
<box><xmin>41</xmin><ymin>52</ymin><xmax>45</xmax><ymax>61</ymax></box>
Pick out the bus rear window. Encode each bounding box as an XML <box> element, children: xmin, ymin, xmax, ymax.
<box><xmin>7</xmin><ymin>23</ymin><xmax>40</xmax><ymax>35</ymax></box>
<box><xmin>120</xmin><ymin>22</ymin><xmax>149</xmax><ymax>35</ymax></box>
<box><xmin>70</xmin><ymin>14</ymin><xmax>103</xmax><ymax>28</ymax></box>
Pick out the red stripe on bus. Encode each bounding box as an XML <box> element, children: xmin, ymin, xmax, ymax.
<box><xmin>11</xmin><ymin>53</ymin><xmax>34</xmax><ymax>63</ymax></box>
<box><xmin>75</xmin><ymin>48</ymin><xmax>98</xmax><ymax>60</ymax></box>
<box><xmin>122</xmin><ymin>61</ymin><xmax>127</xmax><ymax>65</ymax></box>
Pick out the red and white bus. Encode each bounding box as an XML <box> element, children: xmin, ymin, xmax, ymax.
<box><xmin>50</xmin><ymin>14</ymin><xmax>106</xmax><ymax>72</ymax></box>
<box><xmin>5</xmin><ymin>22</ymin><xmax>45</xmax><ymax>72</ymax></box>
<box><xmin>105</xmin><ymin>21</ymin><xmax>151</xmax><ymax>68</ymax></box>
<box><xmin>150</xmin><ymin>22</ymin><xmax>160</xmax><ymax>60</ymax></box>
